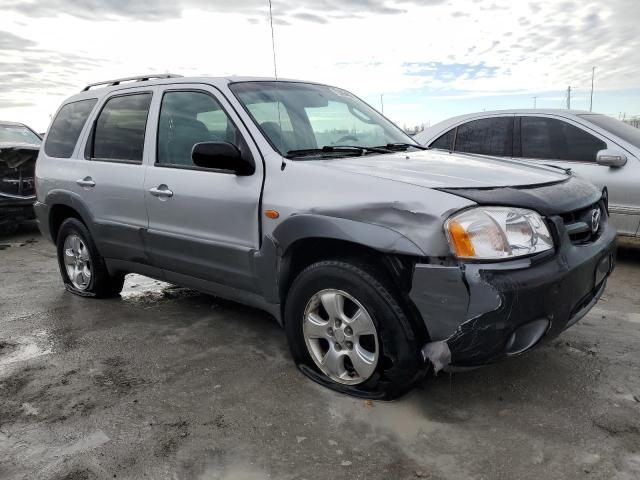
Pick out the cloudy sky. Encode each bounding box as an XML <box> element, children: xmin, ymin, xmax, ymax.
<box><xmin>1</xmin><ymin>0</ymin><xmax>640</xmax><ymax>132</ymax></box>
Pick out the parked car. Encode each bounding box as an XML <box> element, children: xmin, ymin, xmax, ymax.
<box><xmin>414</xmin><ymin>109</ymin><xmax>640</xmax><ymax>237</ymax></box>
<box><xmin>0</xmin><ymin>120</ymin><xmax>41</xmax><ymax>235</ymax></box>
<box><xmin>35</xmin><ymin>76</ymin><xmax>616</xmax><ymax>398</ymax></box>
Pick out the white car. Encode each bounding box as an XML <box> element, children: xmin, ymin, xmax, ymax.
<box><xmin>414</xmin><ymin>110</ymin><xmax>640</xmax><ymax>237</ymax></box>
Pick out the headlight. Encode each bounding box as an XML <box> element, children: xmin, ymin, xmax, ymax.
<box><xmin>445</xmin><ymin>207</ymin><xmax>553</xmax><ymax>260</ymax></box>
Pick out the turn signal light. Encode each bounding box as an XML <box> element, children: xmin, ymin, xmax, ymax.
<box><xmin>447</xmin><ymin>220</ymin><xmax>476</xmax><ymax>258</ymax></box>
<box><xmin>265</xmin><ymin>209</ymin><xmax>280</xmax><ymax>219</ymax></box>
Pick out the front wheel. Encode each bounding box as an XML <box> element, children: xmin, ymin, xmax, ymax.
<box><xmin>56</xmin><ymin>218</ymin><xmax>124</xmax><ymax>298</ymax></box>
<box><xmin>285</xmin><ymin>259</ymin><xmax>423</xmax><ymax>399</ymax></box>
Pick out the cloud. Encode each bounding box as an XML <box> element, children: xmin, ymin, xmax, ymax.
<box><xmin>1</xmin><ymin>0</ymin><xmax>435</xmax><ymax>21</ymax></box>
<box><xmin>291</xmin><ymin>12</ymin><xmax>329</xmax><ymax>24</ymax></box>
<box><xmin>0</xmin><ymin>30</ymin><xmax>36</xmax><ymax>50</ymax></box>
<box><xmin>1</xmin><ymin>0</ymin><xmax>639</xmax><ymax>129</ymax></box>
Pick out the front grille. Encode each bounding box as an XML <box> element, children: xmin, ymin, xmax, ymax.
<box><xmin>560</xmin><ymin>201</ymin><xmax>605</xmax><ymax>245</ymax></box>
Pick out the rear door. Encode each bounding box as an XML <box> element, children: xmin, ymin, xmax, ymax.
<box><xmin>144</xmin><ymin>85</ymin><xmax>263</xmax><ymax>292</ymax></box>
<box><xmin>517</xmin><ymin>115</ymin><xmax>639</xmax><ymax>235</ymax></box>
<box><xmin>81</xmin><ymin>88</ymin><xmax>153</xmax><ymax>263</ymax></box>
<box><xmin>428</xmin><ymin>116</ymin><xmax>515</xmax><ymax>158</ymax></box>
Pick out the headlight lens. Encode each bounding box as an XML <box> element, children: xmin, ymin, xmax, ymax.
<box><xmin>445</xmin><ymin>207</ymin><xmax>553</xmax><ymax>260</ymax></box>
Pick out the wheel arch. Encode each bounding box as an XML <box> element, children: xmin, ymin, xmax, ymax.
<box><xmin>254</xmin><ymin>214</ymin><xmax>428</xmax><ymax>341</ymax></box>
<box><xmin>45</xmin><ymin>190</ymin><xmax>96</xmax><ymax>244</ymax></box>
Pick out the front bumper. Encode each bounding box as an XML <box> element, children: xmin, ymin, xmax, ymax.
<box><xmin>410</xmin><ymin>214</ymin><xmax>617</xmax><ymax>370</ymax></box>
<box><xmin>0</xmin><ymin>196</ymin><xmax>35</xmax><ymax>224</ymax></box>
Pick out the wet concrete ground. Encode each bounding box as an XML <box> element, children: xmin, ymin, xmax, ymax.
<box><xmin>1</xmin><ymin>223</ymin><xmax>639</xmax><ymax>480</ymax></box>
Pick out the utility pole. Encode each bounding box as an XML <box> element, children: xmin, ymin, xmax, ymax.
<box><xmin>380</xmin><ymin>94</ymin><xmax>384</xmax><ymax>114</ymax></box>
<box><xmin>566</xmin><ymin>86</ymin><xmax>571</xmax><ymax>110</ymax></box>
<box><xmin>532</xmin><ymin>96</ymin><xmax>538</xmax><ymax>108</ymax></box>
<box><xmin>589</xmin><ymin>66</ymin><xmax>596</xmax><ymax>112</ymax></box>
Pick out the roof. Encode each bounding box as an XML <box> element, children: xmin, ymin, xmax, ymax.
<box><xmin>80</xmin><ymin>74</ymin><xmax>313</xmax><ymax>92</ymax></box>
<box><xmin>60</xmin><ymin>74</ymin><xmax>324</xmax><ymax>106</ymax></box>
<box><xmin>414</xmin><ymin>109</ymin><xmax>603</xmax><ymax>144</ymax></box>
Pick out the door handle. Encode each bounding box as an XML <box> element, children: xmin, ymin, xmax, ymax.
<box><xmin>76</xmin><ymin>177</ymin><xmax>95</xmax><ymax>188</ymax></box>
<box><xmin>149</xmin><ymin>185</ymin><xmax>174</xmax><ymax>198</ymax></box>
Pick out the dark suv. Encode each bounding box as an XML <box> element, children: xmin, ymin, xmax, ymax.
<box><xmin>0</xmin><ymin>120</ymin><xmax>41</xmax><ymax>235</ymax></box>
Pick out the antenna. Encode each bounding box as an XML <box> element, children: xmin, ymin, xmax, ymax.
<box><xmin>566</xmin><ymin>86</ymin><xmax>571</xmax><ymax>110</ymax></box>
<box><xmin>268</xmin><ymin>0</ymin><xmax>278</xmax><ymax>79</ymax></box>
<box><xmin>532</xmin><ymin>96</ymin><xmax>538</xmax><ymax>108</ymax></box>
<box><xmin>267</xmin><ymin>0</ymin><xmax>285</xmax><ymax>168</ymax></box>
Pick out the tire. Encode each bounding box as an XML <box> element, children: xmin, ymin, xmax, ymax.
<box><xmin>284</xmin><ymin>259</ymin><xmax>423</xmax><ymax>400</ymax></box>
<box><xmin>56</xmin><ymin>218</ymin><xmax>124</xmax><ymax>298</ymax></box>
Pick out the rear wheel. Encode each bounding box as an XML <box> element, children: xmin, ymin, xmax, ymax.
<box><xmin>56</xmin><ymin>218</ymin><xmax>124</xmax><ymax>298</ymax></box>
<box><xmin>285</xmin><ymin>259</ymin><xmax>423</xmax><ymax>399</ymax></box>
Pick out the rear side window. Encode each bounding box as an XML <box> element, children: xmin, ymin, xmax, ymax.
<box><xmin>455</xmin><ymin>117</ymin><xmax>513</xmax><ymax>157</ymax></box>
<box><xmin>92</xmin><ymin>93</ymin><xmax>152</xmax><ymax>163</ymax></box>
<box><xmin>430</xmin><ymin>129</ymin><xmax>455</xmax><ymax>150</ymax></box>
<box><xmin>521</xmin><ymin>117</ymin><xmax>606</xmax><ymax>162</ymax></box>
<box><xmin>45</xmin><ymin>99</ymin><xmax>97</xmax><ymax>158</ymax></box>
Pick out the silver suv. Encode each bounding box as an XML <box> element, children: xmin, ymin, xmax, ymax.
<box><xmin>35</xmin><ymin>75</ymin><xmax>616</xmax><ymax>398</ymax></box>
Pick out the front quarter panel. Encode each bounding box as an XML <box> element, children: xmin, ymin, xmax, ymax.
<box><xmin>261</xmin><ymin>154</ymin><xmax>476</xmax><ymax>258</ymax></box>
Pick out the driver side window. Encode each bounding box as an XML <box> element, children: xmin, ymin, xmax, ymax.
<box><xmin>157</xmin><ymin>91</ymin><xmax>239</xmax><ymax>167</ymax></box>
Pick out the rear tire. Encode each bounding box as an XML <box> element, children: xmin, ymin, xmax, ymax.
<box><xmin>56</xmin><ymin>218</ymin><xmax>124</xmax><ymax>298</ymax></box>
<box><xmin>284</xmin><ymin>259</ymin><xmax>423</xmax><ymax>399</ymax></box>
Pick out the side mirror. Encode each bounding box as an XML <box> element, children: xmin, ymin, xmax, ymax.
<box><xmin>596</xmin><ymin>148</ymin><xmax>627</xmax><ymax>168</ymax></box>
<box><xmin>191</xmin><ymin>142</ymin><xmax>255</xmax><ymax>175</ymax></box>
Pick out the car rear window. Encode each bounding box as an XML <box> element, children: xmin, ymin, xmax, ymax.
<box><xmin>44</xmin><ymin>99</ymin><xmax>97</xmax><ymax>158</ymax></box>
<box><xmin>429</xmin><ymin>129</ymin><xmax>455</xmax><ymax>150</ymax></box>
<box><xmin>92</xmin><ymin>93</ymin><xmax>152</xmax><ymax>163</ymax></box>
<box><xmin>455</xmin><ymin>117</ymin><xmax>513</xmax><ymax>157</ymax></box>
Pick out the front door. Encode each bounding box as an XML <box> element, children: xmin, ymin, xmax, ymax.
<box><xmin>518</xmin><ymin>115</ymin><xmax>640</xmax><ymax>236</ymax></box>
<box><xmin>144</xmin><ymin>86</ymin><xmax>263</xmax><ymax>292</ymax></box>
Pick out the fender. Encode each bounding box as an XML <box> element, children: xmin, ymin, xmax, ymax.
<box><xmin>44</xmin><ymin>189</ymin><xmax>98</xmax><ymax>242</ymax></box>
<box><xmin>254</xmin><ymin>214</ymin><xmax>426</xmax><ymax>307</ymax></box>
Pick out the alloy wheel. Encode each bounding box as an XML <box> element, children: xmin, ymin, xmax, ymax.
<box><xmin>303</xmin><ymin>289</ymin><xmax>379</xmax><ymax>385</ymax></box>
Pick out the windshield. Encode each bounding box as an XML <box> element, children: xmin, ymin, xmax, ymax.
<box><xmin>578</xmin><ymin>114</ymin><xmax>640</xmax><ymax>149</ymax></box>
<box><xmin>0</xmin><ymin>124</ymin><xmax>41</xmax><ymax>144</ymax></box>
<box><xmin>230</xmin><ymin>81</ymin><xmax>417</xmax><ymax>158</ymax></box>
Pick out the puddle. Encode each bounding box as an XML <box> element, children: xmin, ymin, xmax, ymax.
<box><xmin>0</xmin><ymin>334</ymin><xmax>52</xmax><ymax>373</ymax></box>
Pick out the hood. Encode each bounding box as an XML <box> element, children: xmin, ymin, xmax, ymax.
<box><xmin>315</xmin><ymin>149</ymin><xmax>569</xmax><ymax>189</ymax></box>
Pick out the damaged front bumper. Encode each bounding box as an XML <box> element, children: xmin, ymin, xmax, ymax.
<box><xmin>410</xmin><ymin>214</ymin><xmax>616</xmax><ymax>371</ymax></box>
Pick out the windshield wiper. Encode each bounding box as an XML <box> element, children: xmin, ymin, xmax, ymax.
<box><xmin>375</xmin><ymin>142</ymin><xmax>428</xmax><ymax>151</ymax></box>
<box><xmin>286</xmin><ymin>145</ymin><xmax>391</xmax><ymax>159</ymax></box>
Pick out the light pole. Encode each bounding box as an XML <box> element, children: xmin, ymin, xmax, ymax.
<box><xmin>590</xmin><ymin>67</ymin><xmax>596</xmax><ymax>112</ymax></box>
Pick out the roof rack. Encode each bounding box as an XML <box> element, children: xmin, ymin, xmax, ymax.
<box><xmin>82</xmin><ymin>74</ymin><xmax>183</xmax><ymax>91</ymax></box>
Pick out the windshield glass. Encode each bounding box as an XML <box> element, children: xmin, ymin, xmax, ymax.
<box><xmin>0</xmin><ymin>124</ymin><xmax>41</xmax><ymax>144</ymax></box>
<box><xmin>230</xmin><ymin>81</ymin><xmax>417</xmax><ymax>157</ymax></box>
<box><xmin>578</xmin><ymin>114</ymin><xmax>640</xmax><ymax>149</ymax></box>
